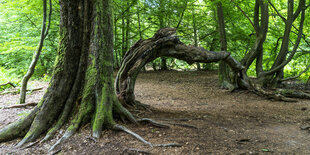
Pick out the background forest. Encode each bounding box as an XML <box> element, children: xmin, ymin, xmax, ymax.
<box><xmin>0</xmin><ymin>0</ymin><xmax>309</xmax><ymax>86</ymax></box>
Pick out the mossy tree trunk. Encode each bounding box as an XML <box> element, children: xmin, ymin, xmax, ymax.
<box><xmin>216</xmin><ymin>2</ymin><xmax>233</xmax><ymax>90</ymax></box>
<box><xmin>0</xmin><ymin>0</ymin><xmax>135</xmax><ymax>148</ymax></box>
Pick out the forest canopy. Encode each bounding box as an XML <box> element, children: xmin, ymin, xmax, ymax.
<box><xmin>0</xmin><ymin>0</ymin><xmax>309</xmax><ymax>83</ymax></box>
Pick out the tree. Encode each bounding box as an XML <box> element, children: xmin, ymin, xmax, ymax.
<box><xmin>0</xmin><ymin>0</ymin><xmax>136</xmax><ymax>149</ymax></box>
<box><xmin>116</xmin><ymin>0</ymin><xmax>310</xmax><ymax>107</ymax></box>
<box><xmin>19</xmin><ymin>0</ymin><xmax>52</xmax><ymax>104</ymax></box>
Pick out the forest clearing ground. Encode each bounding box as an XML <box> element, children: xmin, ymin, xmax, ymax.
<box><xmin>0</xmin><ymin>71</ymin><xmax>310</xmax><ymax>154</ymax></box>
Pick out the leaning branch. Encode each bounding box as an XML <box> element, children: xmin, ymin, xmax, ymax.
<box><xmin>281</xmin><ymin>64</ymin><xmax>310</xmax><ymax>81</ymax></box>
<box><xmin>0</xmin><ymin>82</ymin><xmax>16</xmax><ymax>88</ymax></box>
<box><xmin>2</xmin><ymin>102</ymin><xmax>37</xmax><ymax>109</ymax></box>
<box><xmin>268</xmin><ymin>0</ymin><xmax>286</xmax><ymax>22</ymax></box>
<box><xmin>231</xmin><ymin>0</ymin><xmax>257</xmax><ymax>32</ymax></box>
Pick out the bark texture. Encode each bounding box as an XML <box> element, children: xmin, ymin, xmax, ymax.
<box><xmin>0</xmin><ymin>0</ymin><xmax>135</xmax><ymax>149</ymax></box>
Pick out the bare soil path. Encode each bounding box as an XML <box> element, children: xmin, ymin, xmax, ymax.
<box><xmin>0</xmin><ymin>71</ymin><xmax>310</xmax><ymax>154</ymax></box>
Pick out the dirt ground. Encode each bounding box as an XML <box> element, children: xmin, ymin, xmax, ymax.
<box><xmin>0</xmin><ymin>71</ymin><xmax>310</xmax><ymax>154</ymax></box>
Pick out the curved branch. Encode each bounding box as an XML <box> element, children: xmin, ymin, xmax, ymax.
<box><xmin>115</xmin><ymin>28</ymin><xmax>244</xmax><ymax>106</ymax></box>
<box><xmin>281</xmin><ymin>64</ymin><xmax>310</xmax><ymax>81</ymax></box>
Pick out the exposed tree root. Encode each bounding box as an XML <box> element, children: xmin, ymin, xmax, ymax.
<box><xmin>154</xmin><ymin>143</ymin><xmax>182</xmax><ymax>147</ymax></box>
<box><xmin>250</xmin><ymin>83</ymin><xmax>297</xmax><ymax>102</ymax></box>
<box><xmin>0</xmin><ymin>106</ymin><xmax>40</xmax><ymax>143</ymax></box>
<box><xmin>276</xmin><ymin>89</ymin><xmax>310</xmax><ymax>99</ymax></box>
<box><xmin>168</xmin><ymin>123</ymin><xmax>198</xmax><ymax>129</ymax></box>
<box><xmin>123</xmin><ymin>148</ymin><xmax>151</xmax><ymax>154</ymax></box>
<box><xmin>48</xmin><ymin>93</ymin><xmax>95</xmax><ymax>151</ymax></box>
<box><xmin>2</xmin><ymin>102</ymin><xmax>37</xmax><ymax>109</ymax></box>
<box><xmin>113</xmin><ymin>124</ymin><xmax>153</xmax><ymax>147</ymax></box>
<box><xmin>137</xmin><ymin>118</ymin><xmax>170</xmax><ymax>128</ymax></box>
<box><xmin>134</xmin><ymin>100</ymin><xmax>152</xmax><ymax>112</ymax></box>
<box><xmin>23</xmin><ymin>140</ymin><xmax>40</xmax><ymax>149</ymax></box>
<box><xmin>113</xmin><ymin>124</ymin><xmax>181</xmax><ymax>148</ymax></box>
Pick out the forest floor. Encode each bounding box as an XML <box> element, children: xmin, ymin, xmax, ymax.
<box><xmin>0</xmin><ymin>71</ymin><xmax>310</xmax><ymax>154</ymax></box>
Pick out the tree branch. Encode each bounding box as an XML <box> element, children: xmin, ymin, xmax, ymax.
<box><xmin>175</xmin><ymin>0</ymin><xmax>188</xmax><ymax>29</ymax></box>
<box><xmin>268</xmin><ymin>0</ymin><xmax>286</xmax><ymax>22</ymax></box>
<box><xmin>231</xmin><ymin>0</ymin><xmax>257</xmax><ymax>32</ymax></box>
<box><xmin>0</xmin><ymin>82</ymin><xmax>16</xmax><ymax>88</ymax></box>
<box><xmin>281</xmin><ymin>64</ymin><xmax>310</xmax><ymax>81</ymax></box>
<box><xmin>263</xmin><ymin>3</ymin><xmax>305</xmax><ymax>75</ymax></box>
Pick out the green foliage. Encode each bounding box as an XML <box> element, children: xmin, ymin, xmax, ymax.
<box><xmin>0</xmin><ymin>0</ymin><xmax>59</xmax><ymax>79</ymax></box>
<box><xmin>0</xmin><ymin>0</ymin><xmax>309</xmax><ymax>82</ymax></box>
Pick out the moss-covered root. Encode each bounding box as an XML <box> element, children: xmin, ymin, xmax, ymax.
<box><xmin>0</xmin><ymin>107</ymin><xmax>39</xmax><ymax>143</ymax></box>
<box><xmin>137</xmin><ymin>118</ymin><xmax>170</xmax><ymax>128</ymax></box>
<box><xmin>41</xmin><ymin>100</ymin><xmax>75</xmax><ymax>142</ymax></box>
<box><xmin>113</xmin><ymin>96</ymin><xmax>137</xmax><ymax>124</ymax></box>
<box><xmin>276</xmin><ymin>89</ymin><xmax>310</xmax><ymax>99</ymax></box>
<box><xmin>251</xmin><ymin>83</ymin><xmax>297</xmax><ymax>102</ymax></box>
<box><xmin>49</xmin><ymin>96</ymin><xmax>94</xmax><ymax>152</ymax></box>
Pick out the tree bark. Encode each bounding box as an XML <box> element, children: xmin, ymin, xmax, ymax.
<box><xmin>216</xmin><ymin>2</ymin><xmax>233</xmax><ymax>90</ymax></box>
<box><xmin>0</xmin><ymin>0</ymin><xmax>135</xmax><ymax>148</ymax></box>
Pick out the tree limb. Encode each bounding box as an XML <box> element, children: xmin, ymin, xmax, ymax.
<box><xmin>175</xmin><ymin>0</ymin><xmax>188</xmax><ymax>29</ymax></box>
<box><xmin>0</xmin><ymin>82</ymin><xmax>16</xmax><ymax>88</ymax></box>
<box><xmin>231</xmin><ymin>0</ymin><xmax>257</xmax><ymax>32</ymax></box>
<box><xmin>2</xmin><ymin>102</ymin><xmax>37</xmax><ymax>109</ymax></box>
<box><xmin>268</xmin><ymin>0</ymin><xmax>286</xmax><ymax>22</ymax></box>
<box><xmin>281</xmin><ymin>64</ymin><xmax>310</xmax><ymax>81</ymax></box>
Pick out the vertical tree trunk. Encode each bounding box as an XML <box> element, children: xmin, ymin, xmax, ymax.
<box><xmin>19</xmin><ymin>0</ymin><xmax>52</xmax><ymax>104</ymax></box>
<box><xmin>158</xmin><ymin>0</ymin><xmax>168</xmax><ymax>70</ymax></box>
<box><xmin>192</xmin><ymin>8</ymin><xmax>201</xmax><ymax>70</ymax></box>
<box><xmin>125</xmin><ymin>0</ymin><xmax>131</xmax><ymax>54</ymax></box>
<box><xmin>114</xmin><ymin>16</ymin><xmax>120</xmax><ymax>69</ymax></box>
<box><xmin>137</xmin><ymin>4</ymin><xmax>142</xmax><ymax>40</ymax></box>
<box><xmin>216</xmin><ymin>2</ymin><xmax>233</xmax><ymax>89</ymax></box>
<box><xmin>122</xmin><ymin>15</ymin><xmax>126</xmax><ymax>57</ymax></box>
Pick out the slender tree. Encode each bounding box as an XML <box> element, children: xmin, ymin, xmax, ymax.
<box><xmin>19</xmin><ymin>0</ymin><xmax>52</xmax><ymax>104</ymax></box>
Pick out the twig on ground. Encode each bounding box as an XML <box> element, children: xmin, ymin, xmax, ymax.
<box><xmin>137</xmin><ymin>118</ymin><xmax>170</xmax><ymax>128</ymax></box>
<box><xmin>3</xmin><ymin>102</ymin><xmax>37</xmax><ymax>109</ymax></box>
<box><xmin>0</xmin><ymin>87</ymin><xmax>43</xmax><ymax>95</ymax></box>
